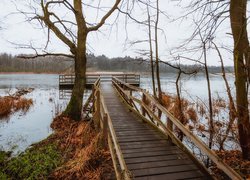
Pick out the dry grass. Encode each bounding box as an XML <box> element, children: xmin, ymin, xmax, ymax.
<box><xmin>213</xmin><ymin>98</ymin><xmax>226</xmax><ymax>108</ymax></box>
<box><xmin>211</xmin><ymin>150</ymin><xmax>250</xmax><ymax>179</ymax></box>
<box><xmin>48</xmin><ymin>115</ymin><xmax>113</xmax><ymax>180</ymax></box>
<box><xmin>197</xmin><ymin>103</ymin><xmax>206</xmax><ymax>117</ymax></box>
<box><xmin>13</xmin><ymin>98</ymin><xmax>33</xmax><ymax>112</ymax></box>
<box><xmin>0</xmin><ymin>97</ymin><xmax>13</xmax><ymax>117</ymax></box>
<box><xmin>186</xmin><ymin>107</ymin><xmax>198</xmax><ymax>123</ymax></box>
<box><xmin>0</xmin><ymin>96</ymin><xmax>33</xmax><ymax>118</ymax></box>
<box><xmin>162</xmin><ymin>93</ymin><xmax>172</xmax><ymax>109</ymax></box>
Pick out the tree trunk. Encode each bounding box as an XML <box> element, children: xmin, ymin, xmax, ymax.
<box><xmin>147</xmin><ymin>5</ymin><xmax>156</xmax><ymax>97</ymax></box>
<box><xmin>213</xmin><ymin>42</ymin><xmax>237</xmax><ymax>150</ymax></box>
<box><xmin>154</xmin><ymin>0</ymin><xmax>162</xmax><ymax>119</ymax></box>
<box><xmin>64</xmin><ymin>35</ymin><xmax>87</xmax><ymax>121</ymax></box>
<box><xmin>230</xmin><ymin>0</ymin><xmax>250</xmax><ymax>160</ymax></box>
<box><xmin>203</xmin><ymin>42</ymin><xmax>214</xmax><ymax>151</ymax></box>
<box><xmin>176</xmin><ymin>70</ymin><xmax>184</xmax><ymax>141</ymax></box>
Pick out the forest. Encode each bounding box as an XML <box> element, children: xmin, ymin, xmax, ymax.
<box><xmin>0</xmin><ymin>53</ymin><xmax>233</xmax><ymax>74</ymax></box>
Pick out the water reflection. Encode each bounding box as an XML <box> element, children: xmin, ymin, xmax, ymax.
<box><xmin>0</xmin><ymin>73</ymin><xmax>235</xmax><ymax>154</ymax></box>
<box><xmin>0</xmin><ymin>74</ymin><xmax>68</xmax><ymax>154</ymax></box>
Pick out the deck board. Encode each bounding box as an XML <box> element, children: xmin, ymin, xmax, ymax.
<box><xmin>101</xmin><ymin>82</ymin><xmax>211</xmax><ymax>179</ymax></box>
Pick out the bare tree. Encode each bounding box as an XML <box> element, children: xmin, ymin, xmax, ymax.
<box><xmin>27</xmin><ymin>0</ymin><xmax>122</xmax><ymax>120</ymax></box>
<box><xmin>230</xmin><ymin>0</ymin><xmax>250</xmax><ymax>159</ymax></box>
<box><xmin>212</xmin><ymin>42</ymin><xmax>237</xmax><ymax>150</ymax></box>
<box><xmin>175</xmin><ymin>0</ymin><xmax>250</xmax><ymax>160</ymax></box>
<box><xmin>147</xmin><ymin>4</ymin><xmax>156</xmax><ymax>97</ymax></box>
<box><xmin>154</xmin><ymin>0</ymin><xmax>162</xmax><ymax>105</ymax></box>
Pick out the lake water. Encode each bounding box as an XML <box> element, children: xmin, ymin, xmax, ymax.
<box><xmin>0</xmin><ymin>73</ymin><xmax>235</xmax><ymax>154</ymax></box>
<box><xmin>141</xmin><ymin>73</ymin><xmax>235</xmax><ymax>100</ymax></box>
<box><xmin>0</xmin><ymin>74</ymin><xmax>69</xmax><ymax>154</ymax></box>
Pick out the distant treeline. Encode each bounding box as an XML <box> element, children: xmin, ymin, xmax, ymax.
<box><xmin>87</xmin><ymin>54</ymin><xmax>234</xmax><ymax>74</ymax></box>
<box><xmin>0</xmin><ymin>53</ymin><xmax>72</xmax><ymax>73</ymax></box>
<box><xmin>0</xmin><ymin>53</ymin><xmax>233</xmax><ymax>73</ymax></box>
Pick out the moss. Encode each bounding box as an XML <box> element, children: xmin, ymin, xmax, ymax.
<box><xmin>63</xmin><ymin>95</ymin><xmax>81</xmax><ymax>120</ymax></box>
<box><xmin>1</xmin><ymin>143</ymin><xmax>62</xmax><ymax>180</ymax></box>
<box><xmin>0</xmin><ymin>171</ymin><xmax>10</xmax><ymax>180</ymax></box>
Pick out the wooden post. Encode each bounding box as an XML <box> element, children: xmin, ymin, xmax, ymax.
<box><xmin>93</xmin><ymin>89</ymin><xmax>101</xmax><ymax>130</ymax></box>
<box><xmin>141</xmin><ymin>93</ymin><xmax>146</xmax><ymax>116</ymax></box>
<box><xmin>108</xmin><ymin>133</ymin><xmax>122</xmax><ymax>180</ymax></box>
<box><xmin>167</xmin><ymin>117</ymin><xmax>173</xmax><ymax>142</ymax></box>
<box><xmin>102</xmin><ymin>113</ymin><xmax>108</xmax><ymax>145</ymax></box>
<box><xmin>92</xmin><ymin>87</ymin><xmax>96</xmax><ymax>113</ymax></box>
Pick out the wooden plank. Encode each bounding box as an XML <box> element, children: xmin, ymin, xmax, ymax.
<box><xmin>127</xmin><ymin>159</ymin><xmax>194</xmax><ymax>170</ymax></box>
<box><xmin>118</xmin><ymin>135</ymin><xmax>164</xmax><ymax>141</ymax></box>
<box><xmin>116</xmin><ymin>131</ymin><xmax>156</xmax><ymax>136</ymax></box>
<box><xmin>100</xmin><ymin>82</ymin><xmax>213</xmax><ymax>180</ymax></box>
<box><xmin>132</xmin><ymin>164</ymin><xmax>199</xmax><ymax>177</ymax></box>
<box><xmin>119</xmin><ymin>140</ymin><xmax>170</xmax><ymax>149</ymax></box>
<box><xmin>114</xmin><ymin>128</ymin><xmax>152</xmax><ymax>132</ymax></box>
<box><xmin>122</xmin><ymin>146</ymin><xmax>178</xmax><ymax>154</ymax></box>
<box><xmin>113</xmin><ymin>125</ymin><xmax>147</xmax><ymax>128</ymax></box>
<box><xmin>120</xmin><ymin>143</ymin><xmax>171</xmax><ymax>150</ymax></box>
<box><xmin>123</xmin><ymin>150</ymin><xmax>184</xmax><ymax>159</ymax></box>
<box><xmin>118</xmin><ymin>137</ymin><xmax>165</xmax><ymax>143</ymax></box>
<box><xmin>134</xmin><ymin>170</ymin><xmax>206</xmax><ymax>180</ymax></box>
<box><xmin>125</xmin><ymin>154</ymin><xmax>189</xmax><ymax>164</ymax></box>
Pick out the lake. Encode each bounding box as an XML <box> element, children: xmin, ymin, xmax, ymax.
<box><xmin>0</xmin><ymin>73</ymin><xmax>235</xmax><ymax>154</ymax></box>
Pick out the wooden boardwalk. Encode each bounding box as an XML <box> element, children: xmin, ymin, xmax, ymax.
<box><xmin>101</xmin><ymin>82</ymin><xmax>211</xmax><ymax>180</ymax></box>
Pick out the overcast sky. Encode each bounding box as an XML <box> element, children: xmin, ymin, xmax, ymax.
<box><xmin>0</xmin><ymin>0</ymin><xmax>242</xmax><ymax>66</ymax></box>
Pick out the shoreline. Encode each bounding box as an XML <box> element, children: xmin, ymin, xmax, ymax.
<box><xmin>0</xmin><ymin>72</ymin><xmax>60</xmax><ymax>75</ymax></box>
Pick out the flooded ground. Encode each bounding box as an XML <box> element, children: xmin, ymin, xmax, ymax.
<box><xmin>0</xmin><ymin>73</ymin><xmax>235</xmax><ymax>154</ymax></box>
<box><xmin>0</xmin><ymin>74</ymin><xmax>68</xmax><ymax>154</ymax></box>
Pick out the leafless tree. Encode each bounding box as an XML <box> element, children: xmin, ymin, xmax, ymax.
<box><xmin>22</xmin><ymin>0</ymin><xmax>122</xmax><ymax>120</ymax></box>
<box><xmin>147</xmin><ymin>4</ymin><xmax>157</xmax><ymax>97</ymax></box>
<box><xmin>212</xmin><ymin>41</ymin><xmax>237</xmax><ymax>150</ymax></box>
<box><xmin>230</xmin><ymin>0</ymin><xmax>250</xmax><ymax>159</ymax></box>
<box><xmin>174</xmin><ymin>0</ymin><xmax>250</xmax><ymax>160</ymax></box>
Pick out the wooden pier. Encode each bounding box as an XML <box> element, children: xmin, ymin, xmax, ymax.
<box><xmin>83</xmin><ymin>77</ymin><xmax>243</xmax><ymax>180</ymax></box>
<box><xmin>59</xmin><ymin>73</ymin><xmax>140</xmax><ymax>89</ymax></box>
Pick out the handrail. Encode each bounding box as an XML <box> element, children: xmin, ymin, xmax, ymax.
<box><xmin>91</xmin><ymin>78</ymin><xmax>131</xmax><ymax>180</ymax></box>
<box><xmin>82</xmin><ymin>77</ymin><xmax>101</xmax><ymax>112</ymax></box>
<box><xmin>112</xmin><ymin>77</ymin><xmax>243</xmax><ymax>180</ymax></box>
<box><xmin>59</xmin><ymin>74</ymin><xmax>140</xmax><ymax>85</ymax></box>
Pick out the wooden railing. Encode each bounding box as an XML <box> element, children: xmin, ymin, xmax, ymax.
<box><xmin>59</xmin><ymin>73</ymin><xmax>140</xmax><ymax>85</ymax></box>
<box><xmin>112</xmin><ymin>77</ymin><xmax>243</xmax><ymax>180</ymax></box>
<box><xmin>113</xmin><ymin>74</ymin><xmax>140</xmax><ymax>84</ymax></box>
<box><xmin>59</xmin><ymin>74</ymin><xmax>100</xmax><ymax>85</ymax></box>
<box><xmin>85</xmin><ymin>78</ymin><xmax>131</xmax><ymax>180</ymax></box>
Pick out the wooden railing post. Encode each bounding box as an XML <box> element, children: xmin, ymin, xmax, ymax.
<box><xmin>93</xmin><ymin>89</ymin><xmax>101</xmax><ymax>130</ymax></box>
<box><xmin>141</xmin><ymin>93</ymin><xmax>146</xmax><ymax>116</ymax></box>
<box><xmin>167</xmin><ymin>117</ymin><xmax>173</xmax><ymax>141</ymax></box>
<box><xmin>102</xmin><ymin>113</ymin><xmax>108</xmax><ymax>144</ymax></box>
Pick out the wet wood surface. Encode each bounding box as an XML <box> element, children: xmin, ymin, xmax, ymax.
<box><xmin>101</xmin><ymin>83</ymin><xmax>211</xmax><ymax>180</ymax></box>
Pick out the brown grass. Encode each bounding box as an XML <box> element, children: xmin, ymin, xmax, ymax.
<box><xmin>48</xmin><ymin>115</ymin><xmax>113</xmax><ymax>180</ymax></box>
<box><xmin>0</xmin><ymin>97</ymin><xmax>13</xmax><ymax>117</ymax></box>
<box><xmin>211</xmin><ymin>150</ymin><xmax>250</xmax><ymax>179</ymax></box>
<box><xmin>186</xmin><ymin>107</ymin><xmax>198</xmax><ymax>123</ymax></box>
<box><xmin>213</xmin><ymin>98</ymin><xmax>226</xmax><ymax>108</ymax></box>
<box><xmin>162</xmin><ymin>93</ymin><xmax>172</xmax><ymax>109</ymax></box>
<box><xmin>196</xmin><ymin>124</ymin><xmax>206</xmax><ymax>132</ymax></box>
<box><xmin>198</xmin><ymin>103</ymin><xmax>206</xmax><ymax>116</ymax></box>
<box><xmin>161</xmin><ymin>92</ymin><xmax>198</xmax><ymax>127</ymax></box>
<box><xmin>0</xmin><ymin>96</ymin><xmax>33</xmax><ymax>118</ymax></box>
<box><xmin>14</xmin><ymin>98</ymin><xmax>33</xmax><ymax>112</ymax></box>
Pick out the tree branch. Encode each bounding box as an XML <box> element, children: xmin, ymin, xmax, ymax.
<box><xmin>87</xmin><ymin>0</ymin><xmax>121</xmax><ymax>32</ymax></box>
